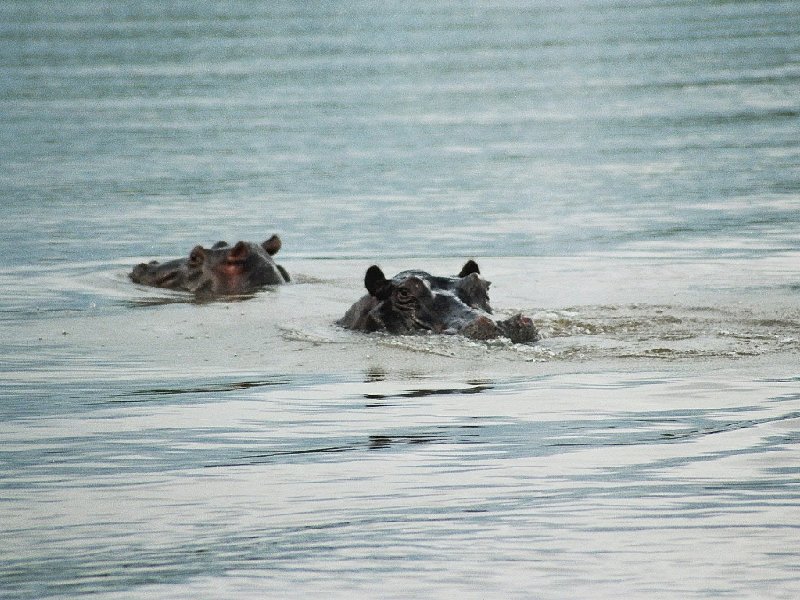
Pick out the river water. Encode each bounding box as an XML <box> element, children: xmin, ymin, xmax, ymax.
<box><xmin>2</xmin><ymin>1</ymin><xmax>800</xmax><ymax>598</ymax></box>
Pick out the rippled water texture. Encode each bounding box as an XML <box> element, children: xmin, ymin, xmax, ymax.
<box><xmin>1</xmin><ymin>1</ymin><xmax>799</xmax><ymax>598</ymax></box>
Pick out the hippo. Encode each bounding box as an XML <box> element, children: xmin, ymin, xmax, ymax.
<box><xmin>129</xmin><ymin>240</ymin><xmax>226</xmax><ymax>292</ymax></box>
<box><xmin>130</xmin><ymin>235</ymin><xmax>290</xmax><ymax>295</ymax></box>
<box><xmin>337</xmin><ymin>261</ymin><xmax>539</xmax><ymax>344</ymax></box>
<box><xmin>391</xmin><ymin>259</ymin><xmax>492</xmax><ymax>313</ymax></box>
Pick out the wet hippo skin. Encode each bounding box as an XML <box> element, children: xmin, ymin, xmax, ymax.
<box><xmin>338</xmin><ymin>261</ymin><xmax>539</xmax><ymax>344</ymax></box>
<box><xmin>130</xmin><ymin>235</ymin><xmax>289</xmax><ymax>295</ymax></box>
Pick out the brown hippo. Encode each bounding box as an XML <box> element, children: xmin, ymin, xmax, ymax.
<box><xmin>338</xmin><ymin>261</ymin><xmax>539</xmax><ymax>344</ymax></box>
<box><xmin>130</xmin><ymin>235</ymin><xmax>289</xmax><ymax>295</ymax></box>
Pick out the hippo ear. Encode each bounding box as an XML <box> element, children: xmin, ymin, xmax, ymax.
<box><xmin>188</xmin><ymin>245</ymin><xmax>206</xmax><ymax>267</ymax></box>
<box><xmin>229</xmin><ymin>241</ymin><xmax>250</xmax><ymax>261</ymax></box>
<box><xmin>463</xmin><ymin>272</ymin><xmax>489</xmax><ymax>286</ymax></box>
<box><xmin>457</xmin><ymin>272</ymin><xmax>493</xmax><ymax>313</ymax></box>
<box><xmin>212</xmin><ymin>241</ymin><xmax>228</xmax><ymax>249</ymax></box>
<box><xmin>262</xmin><ymin>235</ymin><xmax>282</xmax><ymax>256</ymax></box>
<box><xmin>458</xmin><ymin>260</ymin><xmax>480</xmax><ymax>277</ymax></box>
<box><xmin>364</xmin><ymin>265</ymin><xmax>388</xmax><ymax>297</ymax></box>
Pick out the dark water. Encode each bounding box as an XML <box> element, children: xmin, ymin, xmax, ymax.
<box><xmin>1</xmin><ymin>1</ymin><xmax>799</xmax><ymax>598</ymax></box>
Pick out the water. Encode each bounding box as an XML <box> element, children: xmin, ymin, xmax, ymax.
<box><xmin>1</xmin><ymin>1</ymin><xmax>799</xmax><ymax>598</ymax></box>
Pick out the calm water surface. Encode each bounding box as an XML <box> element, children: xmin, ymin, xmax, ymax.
<box><xmin>1</xmin><ymin>1</ymin><xmax>799</xmax><ymax>598</ymax></box>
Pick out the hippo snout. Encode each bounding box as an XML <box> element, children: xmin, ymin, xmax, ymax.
<box><xmin>496</xmin><ymin>314</ymin><xmax>540</xmax><ymax>344</ymax></box>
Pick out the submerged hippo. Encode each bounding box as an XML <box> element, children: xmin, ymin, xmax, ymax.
<box><xmin>130</xmin><ymin>235</ymin><xmax>290</xmax><ymax>295</ymax></box>
<box><xmin>337</xmin><ymin>261</ymin><xmax>539</xmax><ymax>344</ymax></box>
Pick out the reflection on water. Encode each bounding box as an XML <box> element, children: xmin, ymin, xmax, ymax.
<box><xmin>364</xmin><ymin>381</ymin><xmax>493</xmax><ymax>402</ymax></box>
<box><xmin>2</xmin><ymin>372</ymin><xmax>799</xmax><ymax>598</ymax></box>
<box><xmin>368</xmin><ymin>432</ymin><xmax>451</xmax><ymax>450</ymax></box>
<box><xmin>118</xmin><ymin>377</ymin><xmax>296</xmax><ymax>399</ymax></box>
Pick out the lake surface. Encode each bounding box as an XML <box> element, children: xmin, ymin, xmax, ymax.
<box><xmin>1</xmin><ymin>1</ymin><xmax>799</xmax><ymax>598</ymax></box>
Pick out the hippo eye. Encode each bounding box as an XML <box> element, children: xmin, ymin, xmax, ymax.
<box><xmin>397</xmin><ymin>288</ymin><xmax>411</xmax><ymax>300</ymax></box>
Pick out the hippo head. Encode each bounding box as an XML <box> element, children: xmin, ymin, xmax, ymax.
<box><xmin>358</xmin><ymin>266</ymin><xmax>435</xmax><ymax>333</ymax></box>
<box><xmin>129</xmin><ymin>240</ymin><xmax>229</xmax><ymax>291</ymax></box>
<box><xmin>189</xmin><ymin>235</ymin><xmax>289</xmax><ymax>295</ymax></box>
<box><xmin>338</xmin><ymin>261</ymin><xmax>539</xmax><ymax>343</ymax></box>
<box><xmin>389</xmin><ymin>259</ymin><xmax>492</xmax><ymax>313</ymax></box>
<box><xmin>353</xmin><ymin>262</ymin><xmax>509</xmax><ymax>336</ymax></box>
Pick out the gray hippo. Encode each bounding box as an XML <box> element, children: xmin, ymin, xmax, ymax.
<box><xmin>391</xmin><ymin>259</ymin><xmax>492</xmax><ymax>313</ymax></box>
<box><xmin>130</xmin><ymin>235</ymin><xmax>289</xmax><ymax>295</ymax></box>
<box><xmin>338</xmin><ymin>261</ymin><xmax>539</xmax><ymax>344</ymax></box>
